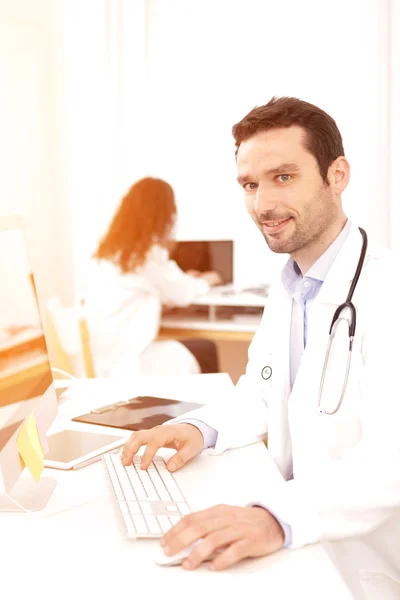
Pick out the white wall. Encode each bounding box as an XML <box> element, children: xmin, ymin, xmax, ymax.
<box><xmin>389</xmin><ymin>0</ymin><xmax>400</xmax><ymax>251</ymax></box>
<box><xmin>62</xmin><ymin>0</ymin><xmax>114</xmax><ymax>298</ymax></box>
<box><xmin>1</xmin><ymin>0</ymin><xmax>395</xmax><ymax>314</ymax></box>
<box><xmin>0</xmin><ymin>229</ymin><xmax>41</xmax><ymax>330</ymax></box>
<box><xmin>61</xmin><ymin>0</ymin><xmax>149</xmax><ymax>297</ymax></box>
<box><xmin>0</xmin><ymin>0</ymin><xmax>149</xmax><ymax>315</ymax></box>
<box><xmin>0</xmin><ymin>0</ymin><xmax>70</xmax><ymax>319</ymax></box>
<box><xmin>133</xmin><ymin>0</ymin><xmax>392</xmax><ymax>286</ymax></box>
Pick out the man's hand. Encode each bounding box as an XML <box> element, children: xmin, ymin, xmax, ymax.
<box><xmin>121</xmin><ymin>424</ymin><xmax>204</xmax><ymax>472</ymax></box>
<box><xmin>161</xmin><ymin>504</ymin><xmax>285</xmax><ymax>571</ymax></box>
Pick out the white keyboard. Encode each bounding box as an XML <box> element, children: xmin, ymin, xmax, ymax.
<box><xmin>102</xmin><ymin>452</ymin><xmax>191</xmax><ymax>538</ymax></box>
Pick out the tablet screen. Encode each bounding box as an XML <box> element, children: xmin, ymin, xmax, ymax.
<box><xmin>45</xmin><ymin>429</ymin><xmax>125</xmax><ymax>463</ymax></box>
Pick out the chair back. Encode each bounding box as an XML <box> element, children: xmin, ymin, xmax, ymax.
<box><xmin>47</xmin><ymin>297</ymin><xmax>95</xmax><ymax>378</ymax></box>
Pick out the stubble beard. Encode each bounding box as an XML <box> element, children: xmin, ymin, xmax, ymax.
<box><xmin>259</xmin><ymin>186</ymin><xmax>338</xmax><ymax>255</ymax></box>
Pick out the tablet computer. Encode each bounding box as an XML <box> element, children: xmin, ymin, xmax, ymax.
<box><xmin>43</xmin><ymin>429</ymin><xmax>127</xmax><ymax>470</ymax></box>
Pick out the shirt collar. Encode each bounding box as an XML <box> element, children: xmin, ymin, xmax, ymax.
<box><xmin>281</xmin><ymin>219</ymin><xmax>352</xmax><ymax>290</ymax></box>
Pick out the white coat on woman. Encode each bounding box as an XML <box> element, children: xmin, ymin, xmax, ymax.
<box><xmin>84</xmin><ymin>245</ymin><xmax>210</xmax><ymax>378</ymax></box>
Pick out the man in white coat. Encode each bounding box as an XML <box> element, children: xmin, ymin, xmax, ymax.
<box><xmin>121</xmin><ymin>97</ymin><xmax>400</xmax><ymax>584</ymax></box>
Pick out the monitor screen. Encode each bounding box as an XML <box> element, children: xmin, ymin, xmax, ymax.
<box><xmin>171</xmin><ymin>240</ymin><xmax>234</xmax><ymax>285</ymax></box>
<box><xmin>0</xmin><ymin>217</ymin><xmax>57</xmax><ymax>494</ymax></box>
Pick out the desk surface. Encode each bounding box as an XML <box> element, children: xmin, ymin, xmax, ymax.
<box><xmin>159</xmin><ymin>289</ymin><xmax>264</xmax><ymax>341</ymax></box>
<box><xmin>161</xmin><ymin>314</ymin><xmax>260</xmax><ymax>332</ymax></box>
<box><xmin>0</xmin><ymin>375</ymin><xmax>352</xmax><ymax>600</ymax></box>
<box><xmin>194</xmin><ymin>289</ymin><xmax>267</xmax><ymax>308</ymax></box>
<box><xmin>159</xmin><ymin>315</ymin><xmax>260</xmax><ymax>345</ymax></box>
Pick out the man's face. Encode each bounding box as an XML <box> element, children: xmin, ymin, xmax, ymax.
<box><xmin>236</xmin><ymin>126</ymin><xmax>340</xmax><ymax>255</ymax></box>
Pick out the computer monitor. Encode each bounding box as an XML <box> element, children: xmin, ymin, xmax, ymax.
<box><xmin>0</xmin><ymin>216</ymin><xmax>58</xmax><ymax>511</ymax></box>
<box><xmin>171</xmin><ymin>240</ymin><xmax>234</xmax><ymax>285</ymax></box>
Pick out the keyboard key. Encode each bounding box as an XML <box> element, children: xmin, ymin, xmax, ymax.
<box><xmin>147</xmin><ymin>467</ymin><xmax>172</xmax><ymax>501</ymax></box>
<box><xmin>139</xmin><ymin>502</ymin><xmax>153</xmax><ymax>514</ymax></box>
<box><xmin>169</xmin><ymin>516</ymin><xmax>181</xmax><ymax>526</ymax></box>
<box><xmin>145</xmin><ymin>515</ymin><xmax>162</xmax><ymax>534</ymax></box>
<box><xmin>127</xmin><ymin>501</ymin><xmax>140</xmax><ymax>514</ymax></box>
<box><xmin>132</xmin><ymin>514</ymin><xmax>148</xmax><ymax>535</ymax></box>
<box><xmin>122</xmin><ymin>513</ymin><xmax>135</xmax><ymax>535</ymax></box>
<box><xmin>157</xmin><ymin>516</ymin><xmax>172</xmax><ymax>533</ymax></box>
<box><xmin>125</xmin><ymin>465</ymin><xmax>147</xmax><ymax>500</ymax></box>
<box><xmin>112</xmin><ymin>457</ymin><xmax>136</xmax><ymax>501</ymax></box>
<box><xmin>137</xmin><ymin>467</ymin><xmax>159</xmax><ymax>500</ymax></box>
<box><xmin>107</xmin><ymin>469</ymin><xmax>124</xmax><ymax>501</ymax></box>
<box><xmin>155</xmin><ymin>466</ymin><xmax>185</xmax><ymax>501</ymax></box>
<box><xmin>118</xmin><ymin>501</ymin><xmax>129</xmax><ymax>514</ymax></box>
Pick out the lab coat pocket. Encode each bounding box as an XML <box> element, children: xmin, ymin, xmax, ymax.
<box><xmin>314</xmin><ymin>400</ymin><xmax>362</xmax><ymax>460</ymax></box>
<box><xmin>315</xmin><ymin>337</ymin><xmax>363</xmax><ymax>456</ymax></box>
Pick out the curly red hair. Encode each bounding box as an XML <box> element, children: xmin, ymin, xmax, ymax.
<box><xmin>94</xmin><ymin>177</ymin><xmax>177</xmax><ymax>272</ymax></box>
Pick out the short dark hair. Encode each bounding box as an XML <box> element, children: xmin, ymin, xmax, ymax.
<box><xmin>232</xmin><ymin>96</ymin><xmax>344</xmax><ymax>184</ymax></box>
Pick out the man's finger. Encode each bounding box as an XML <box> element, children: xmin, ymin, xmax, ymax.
<box><xmin>181</xmin><ymin>528</ymin><xmax>240</xmax><ymax>570</ymax></box>
<box><xmin>162</xmin><ymin>514</ymin><xmax>230</xmax><ymax>557</ymax></box>
<box><xmin>209</xmin><ymin>539</ymin><xmax>250</xmax><ymax>571</ymax></box>
<box><xmin>162</xmin><ymin>504</ymin><xmax>230</xmax><ymax>546</ymax></box>
<box><xmin>121</xmin><ymin>432</ymin><xmax>148</xmax><ymax>465</ymax></box>
<box><xmin>165</xmin><ymin>441</ymin><xmax>198</xmax><ymax>472</ymax></box>
<box><xmin>140</xmin><ymin>442</ymin><xmax>163</xmax><ymax>469</ymax></box>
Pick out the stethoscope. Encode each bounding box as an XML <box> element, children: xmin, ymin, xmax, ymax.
<box><xmin>260</xmin><ymin>227</ymin><xmax>368</xmax><ymax>416</ymax></box>
<box><xmin>316</xmin><ymin>227</ymin><xmax>368</xmax><ymax>415</ymax></box>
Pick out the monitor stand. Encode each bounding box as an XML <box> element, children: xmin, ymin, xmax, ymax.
<box><xmin>0</xmin><ymin>477</ymin><xmax>57</xmax><ymax>512</ymax></box>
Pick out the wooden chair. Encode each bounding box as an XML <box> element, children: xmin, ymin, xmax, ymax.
<box><xmin>47</xmin><ymin>297</ymin><xmax>95</xmax><ymax>378</ymax></box>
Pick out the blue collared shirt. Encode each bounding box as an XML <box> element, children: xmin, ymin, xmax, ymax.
<box><xmin>282</xmin><ymin>220</ymin><xmax>351</xmax><ymax>389</ymax></box>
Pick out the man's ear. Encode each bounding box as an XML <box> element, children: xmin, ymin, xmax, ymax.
<box><xmin>329</xmin><ymin>156</ymin><xmax>350</xmax><ymax>194</ymax></box>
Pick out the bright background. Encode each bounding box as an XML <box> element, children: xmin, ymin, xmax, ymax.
<box><xmin>0</xmin><ymin>0</ymin><xmax>399</xmax><ymax>336</ymax></box>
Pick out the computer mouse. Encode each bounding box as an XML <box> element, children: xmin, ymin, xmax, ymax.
<box><xmin>153</xmin><ymin>539</ymin><xmax>217</xmax><ymax>567</ymax></box>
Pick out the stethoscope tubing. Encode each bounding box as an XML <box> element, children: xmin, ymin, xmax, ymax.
<box><xmin>317</xmin><ymin>227</ymin><xmax>368</xmax><ymax>416</ymax></box>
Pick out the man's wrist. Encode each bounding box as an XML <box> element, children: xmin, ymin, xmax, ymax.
<box><xmin>181</xmin><ymin>422</ymin><xmax>204</xmax><ymax>441</ymax></box>
<box><xmin>177</xmin><ymin>419</ymin><xmax>218</xmax><ymax>449</ymax></box>
<box><xmin>253</xmin><ymin>506</ymin><xmax>285</xmax><ymax>547</ymax></box>
<box><xmin>249</xmin><ymin>503</ymin><xmax>292</xmax><ymax>548</ymax></box>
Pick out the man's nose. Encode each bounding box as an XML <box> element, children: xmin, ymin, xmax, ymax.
<box><xmin>255</xmin><ymin>187</ymin><xmax>278</xmax><ymax>215</ymax></box>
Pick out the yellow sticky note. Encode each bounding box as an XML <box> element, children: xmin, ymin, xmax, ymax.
<box><xmin>26</xmin><ymin>413</ymin><xmax>45</xmax><ymax>458</ymax></box>
<box><xmin>16</xmin><ymin>414</ymin><xmax>44</xmax><ymax>482</ymax></box>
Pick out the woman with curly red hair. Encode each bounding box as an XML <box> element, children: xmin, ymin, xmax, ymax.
<box><xmin>85</xmin><ymin>177</ymin><xmax>221</xmax><ymax>377</ymax></box>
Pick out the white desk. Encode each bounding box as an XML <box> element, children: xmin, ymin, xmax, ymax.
<box><xmin>193</xmin><ymin>288</ymin><xmax>267</xmax><ymax>308</ymax></box>
<box><xmin>1</xmin><ymin>375</ymin><xmax>352</xmax><ymax>600</ymax></box>
<box><xmin>159</xmin><ymin>315</ymin><xmax>260</xmax><ymax>343</ymax></box>
<box><xmin>159</xmin><ymin>289</ymin><xmax>264</xmax><ymax>343</ymax></box>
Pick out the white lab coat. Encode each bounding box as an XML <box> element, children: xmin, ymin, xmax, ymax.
<box><xmin>179</xmin><ymin>224</ymin><xmax>400</xmax><ymax>587</ymax></box>
<box><xmin>84</xmin><ymin>245</ymin><xmax>210</xmax><ymax>378</ymax></box>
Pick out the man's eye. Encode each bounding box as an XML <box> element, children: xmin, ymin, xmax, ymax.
<box><xmin>244</xmin><ymin>182</ymin><xmax>257</xmax><ymax>191</ymax></box>
<box><xmin>277</xmin><ymin>174</ymin><xmax>291</xmax><ymax>183</ymax></box>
